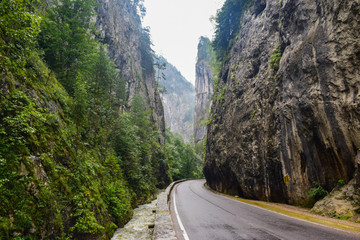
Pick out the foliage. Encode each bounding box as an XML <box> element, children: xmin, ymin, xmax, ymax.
<box><xmin>269</xmin><ymin>46</ymin><xmax>282</xmax><ymax>71</ymax></box>
<box><xmin>165</xmin><ymin>130</ymin><xmax>203</xmax><ymax>181</ymax></box>
<box><xmin>38</xmin><ymin>0</ymin><xmax>98</xmax><ymax>95</ymax></box>
<box><xmin>197</xmin><ymin>36</ymin><xmax>215</xmax><ymax>63</ymax></box>
<box><xmin>0</xmin><ymin>0</ymin><xmax>41</xmax><ymax>79</ymax></box>
<box><xmin>0</xmin><ymin>90</ymin><xmax>60</xmax><ymax>238</ymax></box>
<box><xmin>196</xmin><ymin>37</ymin><xmax>220</xmax><ymax>101</ymax></box>
<box><xmin>308</xmin><ymin>181</ymin><xmax>328</xmax><ymax>202</ymax></box>
<box><xmin>154</xmin><ymin>55</ymin><xmax>167</xmax><ymax>82</ymax></box>
<box><xmin>212</xmin><ymin>0</ymin><xmax>253</xmax><ymax>61</ymax></box>
<box><xmin>140</xmin><ymin>27</ymin><xmax>155</xmax><ymax>76</ymax></box>
<box><xmin>194</xmin><ymin>138</ymin><xmax>207</xmax><ymax>162</ymax></box>
<box><xmin>198</xmin><ymin>117</ymin><xmax>209</xmax><ymax>127</ymax></box>
<box><xmin>216</xmin><ymin>85</ymin><xmax>226</xmax><ymax>103</ymax></box>
<box><xmin>0</xmin><ymin>0</ymin><xmax>171</xmax><ymax>239</ymax></box>
<box><xmin>70</xmin><ymin>192</ymin><xmax>105</xmax><ymax>235</ymax></box>
<box><xmin>104</xmin><ymin>181</ymin><xmax>132</xmax><ymax>226</ymax></box>
<box><xmin>337</xmin><ymin>180</ymin><xmax>346</xmax><ymax>188</ymax></box>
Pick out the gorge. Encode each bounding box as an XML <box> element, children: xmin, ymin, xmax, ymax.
<box><xmin>0</xmin><ymin>0</ymin><xmax>171</xmax><ymax>238</ymax></box>
<box><xmin>1</xmin><ymin>0</ymin><xmax>360</xmax><ymax>239</ymax></box>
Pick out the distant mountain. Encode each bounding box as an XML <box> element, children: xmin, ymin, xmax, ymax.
<box><xmin>156</xmin><ymin>56</ymin><xmax>195</xmax><ymax>142</ymax></box>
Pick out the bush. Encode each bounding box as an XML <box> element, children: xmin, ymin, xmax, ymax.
<box><xmin>337</xmin><ymin>179</ymin><xmax>346</xmax><ymax>188</ymax></box>
<box><xmin>105</xmin><ymin>181</ymin><xmax>132</xmax><ymax>226</ymax></box>
<box><xmin>269</xmin><ymin>46</ymin><xmax>282</xmax><ymax>71</ymax></box>
<box><xmin>308</xmin><ymin>181</ymin><xmax>328</xmax><ymax>201</ymax></box>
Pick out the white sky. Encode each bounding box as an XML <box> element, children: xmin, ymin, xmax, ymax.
<box><xmin>142</xmin><ymin>0</ymin><xmax>225</xmax><ymax>86</ymax></box>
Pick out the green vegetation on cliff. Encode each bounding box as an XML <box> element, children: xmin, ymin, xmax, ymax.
<box><xmin>197</xmin><ymin>36</ymin><xmax>215</xmax><ymax>64</ymax></box>
<box><xmin>212</xmin><ymin>0</ymin><xmax>253</xmax><ymax>61</ymax></box>
<box><xmin>0</xmin><ymin>0</ymin><xmax>195</xmax><ymax>239</ymax></box>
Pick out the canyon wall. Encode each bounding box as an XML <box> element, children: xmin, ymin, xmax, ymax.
<box><xmin>96</xmin><ymin>0</ymin><xmax>165</xmax><ymax>143</ymax></box>
<box><xmin>204</xmin><ymin>0</ymin><xmax>360</xmax><ymax>205</ymax></box>
<box><xmin>194</xmin><ymin>37</ymin><xmax>214</xmax><ymax>147</ymax></box>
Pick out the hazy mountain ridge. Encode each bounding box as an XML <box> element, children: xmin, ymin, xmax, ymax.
<box><xmin>158</xmin><ymin>56</ymin><xmax>195</xmax><ymax>142</ymax></box>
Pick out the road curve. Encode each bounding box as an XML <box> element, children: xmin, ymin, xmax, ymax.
<box><xmin>169</xmin><ymin>179</ymin><xmax>360</xmax><ymax>240</ymax></box>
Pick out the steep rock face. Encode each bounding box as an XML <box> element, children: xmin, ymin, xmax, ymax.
<box><xmin>194</xmin><ymin>37</ymin><xmax>214</xmax><ymax>146</ymax></box>
<box><xmin>95</xmin><ymin>0</ymin><xmax>165</xmax><ymax>143</ymax></box>
<box><xmin>158</xmin><ymin>57</ymin><xmax>195</xmax><ymax>142</ymax></box>
<box><xmin>204</xmin><ymin>0</ymin><xmax>360</xmax><ymax>204</ymax></box>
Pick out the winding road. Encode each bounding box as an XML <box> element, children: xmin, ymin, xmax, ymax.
<box><xmin>169</xmin><ymin>179</ymin><xmax>360</xmax><ymax>240</ymax></box>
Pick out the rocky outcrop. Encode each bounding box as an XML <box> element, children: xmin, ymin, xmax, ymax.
<box><xmin>311</xmin><ymin>151</ymin><xmax>360</xmax><ymax>220</ymax></box>
<box><xmin>96</xmin><ymin>0</ymin><xmax>165</xmax><ymax>143</ymax></box>
<box><xmin>158</xmin><ymin>57</ymin><xmax>195</xmax><ymax>142</ymax></box>
<box><xmin>311</xmin><ymin>178</ymin><xmax>360</xmax><ymax>221</ymax></box>
<box><xmin>204</xmin><ymin>0</ymin><xmax>360</xmax><ymax>205</ymax></box>
<box><xmin>194</xmin><ymin>37</ymin><xmax>214</xmax><ymax>147</ymax></box>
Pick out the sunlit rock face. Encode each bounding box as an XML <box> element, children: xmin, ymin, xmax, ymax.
<box><xmin>95</xmin><ymin>0</ymin><xmax>165</xmax><ymax>144</ymax></box>
<box><xmin>204</xmin><ymin>0</ymin><xmax>360</xmax><ymax>205</ymax></box>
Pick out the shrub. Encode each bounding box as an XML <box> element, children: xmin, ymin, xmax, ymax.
<box><xmin>269</xmin><ymin>46</ymin><xmax>282</xmax><ymax>71</ymax></box>
<box><xmin>105</xmin><ymin>181</ymin><xmax>132</xmax><ymax>226</ymax></box>
<box><xmin>216</xmin><ymin>85</ymin><xmax>226</xmax><ymax>103</ymax></box>
<box><xmin>308</xmin><ymin>181</ymin><xmax>328</xmax><ymax>201</ymax></box>
<box><xmin>337</xmin><ymin>180</ymin><xmax>345</xmax><ymax>188</ymax></box>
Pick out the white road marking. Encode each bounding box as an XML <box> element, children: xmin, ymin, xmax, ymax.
<box><xmin>173</xmin><ymin>191</ymin><xmax>190</xmax><ymax>240</ymax></box>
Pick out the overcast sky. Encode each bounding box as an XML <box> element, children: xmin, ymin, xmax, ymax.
<box><xmin>142</xmin><ymin>0</ymin><xmax>225</xmax><ymax>86</ymax></box>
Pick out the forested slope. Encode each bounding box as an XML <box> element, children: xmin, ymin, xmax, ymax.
<box><xmin>0</xmin><ymin>0</ymin><xmax>171</xmax><ymax>239</ymax></box>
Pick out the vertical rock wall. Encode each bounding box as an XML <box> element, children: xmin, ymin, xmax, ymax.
<box><xmin>95</xmin><ymin>0</ymin><xmax>165</xmax><ymax>143</ymax></box>
<box><xmin>194</xmin><ymin>37</ymin><xmax>214</xmax><ymax>146</ymax></box>
<box><xmin>204</xmin><ymin>0</ymin><xmax>360</xmax><ymax>204</ymax></box>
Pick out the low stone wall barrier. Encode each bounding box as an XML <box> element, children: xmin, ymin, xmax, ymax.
<box><xmin>153</xmin><ymin>179</ymin><xmax>190</xmax><ymax>240</ymax></box>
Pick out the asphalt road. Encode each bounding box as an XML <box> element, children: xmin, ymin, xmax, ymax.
<box><xmin>169</xmin><ymin>179</ymin><xmax>360</xmax><ymax>240</ymax></box>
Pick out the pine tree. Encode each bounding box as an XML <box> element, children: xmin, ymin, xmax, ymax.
<box><xmin>39</xmin><ymin>0</ymin><xmax>98</xmax><ymax>94</ymax></box>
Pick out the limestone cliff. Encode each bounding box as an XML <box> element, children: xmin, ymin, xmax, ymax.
<box><xmin>157</xmin><ymin>57</ymin><xmax>195</xmax><ymax>142</ymax></box>
<box><xmin>96</xmin><ymin>0</ymin><xmax>165</xmax><ymax>143</ymax></box>
<box><xmin>204</xmin><ymin>0</ymin><xmax>360</xmax><ymax>205</ymax></box>
<box><xmin>194</xmin><ymin>37</ymin><xmax>214</xmax><ymax>148</ymax></box>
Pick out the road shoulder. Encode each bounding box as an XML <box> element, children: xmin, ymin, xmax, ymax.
<box><xmin>204</xmin><ymin>183</ymin><xmax>360</xmax><ymax>234</ymax></box>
